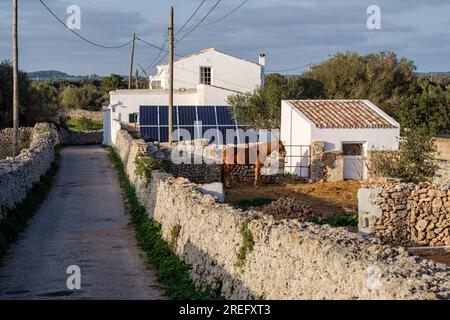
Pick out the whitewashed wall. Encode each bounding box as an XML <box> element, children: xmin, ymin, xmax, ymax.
<box><xmin>152</xmin><ymin>49</ymin><xmax>263</xmax><ymax>93</ymax></box>
<box><xmin>280</xmin><ymin>101</ymin><xmax>312</xmax><ymax>176</ymax></box>
<box><xmin>311</xmin><ymin>127</ymin><xmax>400</xmax><ymax>152</ymax></box>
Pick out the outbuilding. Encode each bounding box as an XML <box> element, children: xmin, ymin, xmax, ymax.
<box><xmin>280</xmin><ymin>100</ymin><xmax>400</xmax><ymax>180</ymax></box>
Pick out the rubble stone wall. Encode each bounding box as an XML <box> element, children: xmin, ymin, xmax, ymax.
<box><xmin>60</xmin><ymin>128</ymin><xmax>103</xmax><ymax>145</ymax></box>
<box><xmin>0</xmin><ymin>127</ymin><xmax>33</xmax><ymax>160</ymax></box>
<box><xmin>148</xmin><ymin>140</ymin><xmax>283</xmax><ymax>185</ymax></box>
<box><xmin>60</xmin><ymin>109</ymin><xmax>103</xmax><ymax>121</ymax></box>
<box><xmin>359</xmin><ymin>180</ymin><xmax>450</xmax><ymax>247</ymax></box>
<box><xmin>113</xmin><ymin>129</ymin><xmax>450</xmax><ymax>300</ymax></box>
<box><xmin>0</xmin><ymin>123</ymin><xmax>59</xmax><ymax>219</ymax></box>
<box><xmin>311</xmin><ymin>141</ymin><xmax>344</xmax><ymax>182</ymax></box>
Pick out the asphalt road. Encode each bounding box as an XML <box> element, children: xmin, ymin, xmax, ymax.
<box><xmin>0</xmin><ymin>146</ymin><xmax>164</xmax><ymax>300</ymax></box>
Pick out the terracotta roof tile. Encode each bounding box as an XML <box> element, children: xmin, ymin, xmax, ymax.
<box><xmin>288</xmin><ymin>100</ymin><xmax>396</xmax><ymax>129</ymax></box>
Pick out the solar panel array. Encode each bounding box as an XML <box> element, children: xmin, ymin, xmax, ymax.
<box><xmin>139</xmin><ymin>105</ymin><xmax>247</xmax><ymax>144</ymax></box>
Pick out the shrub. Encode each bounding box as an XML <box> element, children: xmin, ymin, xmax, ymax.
<box><xmin>369</xmin><ymin>128</ymin><xmax>439</xmax><ymax>183</ymax></box>
<box><xmin>66</xmin><ymin>117</ymin><xmax>102</xmax><ymax>131</ymax></box>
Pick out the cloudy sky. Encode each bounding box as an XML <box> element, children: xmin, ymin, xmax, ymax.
<box><xmin>0</xmin><ymin>0</ymin><xmax>449</xmax><ymax>76</ymax></box>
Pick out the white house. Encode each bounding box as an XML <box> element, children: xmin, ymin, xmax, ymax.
<box><xmin>149</xmin><ymin>48</ymin><xmax>265</xmax><ymax>92</ymax></box>
<box><xmin>280</xmin><ymin>100</ymin><xmax>400</xmax><ymax>180</ymax></box>
<box><xmin>103</xmin><ymin>48</ymin><xmax>265</xmax><ymax>146</ymax></box>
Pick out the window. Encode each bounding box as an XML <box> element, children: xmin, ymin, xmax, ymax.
<box><xmin>151</xmin><ymin>80</ymin><xmax>162</xmax><ymax>89</ymax></box>
<box><xmin>343</xmin><ymin>143</ymin><xmax>364</xmax><ymax>156</ymax></box>
<box><xmin>129</xmin><ymin>113</ymin><xmax>139</xmax><ymax>124</ymax></box>
<box><xmin>200</xmin><ymin>67</ymin><xmax>212</xmax><ymax>85</ymax></box>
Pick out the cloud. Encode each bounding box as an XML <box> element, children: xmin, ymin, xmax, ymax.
<box><xmin>0</xmin><ymin>0</ymin><xmax>448</xmax><ymax>74</ymax></box>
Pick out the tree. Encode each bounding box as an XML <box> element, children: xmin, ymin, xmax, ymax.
<box><xmin>228</xmin><ymin>74</ymin><xmax>323</xmax><ymax>129</ymax></box>
<box><xmin>59</xmin><ymin>85</ymin><xmax>102</xmax><ymax>111</ymax></box>
<box><xmin>100</xmin><ymin>74</ymin><xmax>126</xmax><ymax>105</ymax></box>
<box><xmin>304</xmin><ymin>51</ymin><xmax>419</xmax><ymax>111</ymax></box>
<box><xmin>28</xmin><ymin>81</ymin><xmax>60</xmax><ymax>122</ymax></box>
<box><xmin>59</xmin><ymin>86</ymin><xmax>81</xmax><ymax>109</ymax></box>
<box><xmin>0</xmin><ymin>60</ymin><xmax>44</xmax><ymax>129</ymax></box>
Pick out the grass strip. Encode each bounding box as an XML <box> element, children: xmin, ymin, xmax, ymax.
<box><xmin>106</xmin><ymin>147</ymin><xmax>223</xmax><ymax>300</ymax></box>
<box><xmin>0</xmin><ymin>146</ymin><xmax>61</xmax><ymax>262</ymax></box>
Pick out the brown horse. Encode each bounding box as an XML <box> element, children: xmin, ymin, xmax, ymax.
<box><xmin>221</xmin><ymin>141</ymin><xmax>287</xmax><ymax>188</ymax></box>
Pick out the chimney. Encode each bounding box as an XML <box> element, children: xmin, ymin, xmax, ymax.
<box><xmin>259</xmin><ymin>53</ymin><xmax>266</xmax><ymax>67</ymax></box>
<box><xmin>259</xmin><ymin>53</ymin><xmax>266</xmax><ymax>88</ymax></box>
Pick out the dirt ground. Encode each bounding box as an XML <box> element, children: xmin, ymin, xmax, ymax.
<box><xmin>225</xmin><ymin>179</ymin><xmax>360</xmax><ymax>217</ymax></box>
<box><xmin>225</xmin><ymin>179</ymin><xmax>450</xmax><ymax>267</ymax></box>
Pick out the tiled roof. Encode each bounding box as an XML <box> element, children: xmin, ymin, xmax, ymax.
<box><xmin>288</xmin><ymin>100</ymin><xmax>397</xmax><ymax>129</ymax></box>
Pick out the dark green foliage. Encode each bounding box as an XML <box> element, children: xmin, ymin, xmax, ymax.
<box><xmin>228</xmin><ymin>74</ymin><xmax>324</xmax><ymax>129</ymax></box>
<box><xmin>107</xmin><ymin>148</ymin><xmax>223</xmax><ymax>300</ymax></box>
<box><xmin>0</xmin><ymin>147</ymin><xmax>61</xmax><ymax>261</ymax></box>
<box><xmin>233</xmin><ymin>198</ymin><xmax>275</xmax><ymax>210</ymax></box>
<box><xmin>59</xmin><ymin>85</ymin><xmax>103</xmax><ymax>111</ymax></box>
<box><xmin>310</xmin><ymin>214</ymin><xmax>358</xmax><ymax>227</ymax></box>
<box><xmin>235</xmin><ymin>222</ymin><xmax>255</xmax><ymax>268</ymax></box>
<box><xmin>228</xmin><ymin>51</ymin><xmax>450</xmax><ymax>135</ymax></box>
<box><xmin>0</xmin><ymin>60</ymin><xmax>60</xmax><ymax>129</ymax></box>
<box><xmin>304</xmin><ymin>51</ymin><xmax>418</xmax><ymax>108</ymax></box>
<box><xmin>100</xmin><ymin>74</ymin><xmax>127</xmax><ymax>105</ymax></box>
<box><xmin>369</xmin><ymin>128</ymin><xmax>439</xmax><ymax>183</ymax></box>
<box><xmin>66</xmin><ymin>117</ymin><xmax>103</xmax><ymax>131</ymax></box>
<box><xmin>394</xmin><ymin>83</ymin><xmax>450</xmax><ymax>135</ymax></box>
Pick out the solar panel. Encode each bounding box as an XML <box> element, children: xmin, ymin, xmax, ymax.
<box><xmin>216</xmin><ymin>106</ymin><xmax>235</xmax><ymax>125</ymax></box>
<box><xmin>197</xmin><ymin>106</ymin><xmax>216</xmax><ymax>125</ymax></box>
<box><xmin>139</xmin><ymin>105</ymin><xmax>246</xmax><ymax>144</ymax></box>
<box><xmin>178</xmin><ymin>106</ymin><xmax>197</xmax><ymax>125</ymax></box>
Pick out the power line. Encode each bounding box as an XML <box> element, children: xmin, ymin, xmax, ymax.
<box><xmin>176</xmin><ymin>0</ymin><xmax>223</xmax><ymax>43</ymax></box>
<box><xmin>176</xmin><ymin>0</ymin><xmax>209</xmax><ymax>35</ymax></box>
<box><xmin>144</xmin><ymin>40</ymin><xmax>168</xmax><ymax>72</ymax></box>
<box><xmin>39</xmin><ymin>0</ymin><xmax>133</xmax><ymax>49</ymax></box>
<box><xmin>200</xmin><ymin>0</ymin><xmax>248</xmax><ymax>27</ymax></box>
<box><xmin>266</xmin><ymin>63</ymin><xmax>312</xmax><ymax>73</ymax></box>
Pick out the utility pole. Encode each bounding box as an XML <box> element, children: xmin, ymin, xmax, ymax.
<box><xmin>12</xmin><ymin>0</ymin><xmax>19</xmax><ymax>157</ymax></box>
<box><xmin>129</xmin><ymin>33</ymin><xmax>136</xmax><ymax>89</ymax></box>
<box><xmin>135</xmin><ymin>69</ymin><xmax>139</xmax><ymax>90</ymax></box>
<box><xmin>168</xmin><ymin>6</ymin><xmax>174</xmax><ymax>146</ymax></box>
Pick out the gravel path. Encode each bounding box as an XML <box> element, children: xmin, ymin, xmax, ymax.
<box><xmin>0</xmin><ymin>146</ymin><xmax>165</xmax><ymax>300</ymax></box>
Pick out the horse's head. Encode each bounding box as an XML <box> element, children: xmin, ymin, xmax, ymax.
<box><xmin>278</xmin><ymin>141</ymin><xmax>287</xmax><ymax>158</ymax></box>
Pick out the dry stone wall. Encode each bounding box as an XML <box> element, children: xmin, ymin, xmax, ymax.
<box><xmin>359</xmin><ymin>180</ymin><xmax>450</xmax><ymax>247</ymax></box>
<box><xmin>0</xmin><ymin>123</ymin><xmax>58</xmax><ymax>220</ymax></box>
<box><xmin>311</xmin><ymin>141</ymin><xmax>344</xmax><ymax>182</ymax></box>
<box><xmin>0</xmin><ymin>127</ymin><xmax>33</xmax><ymax>160</ymax></box>
<box><xmin>60</xmin><ymin>109</ymin><xmax>103</xmax><ymax>121</ymax></box>
<box><xmin>148</xmin><ymin>140</ymin><xmax>283</xmax><ymax>185</ymax></box>
<box><xmin>60</xmin><ymin>128</ymin><xmax>103</xmax><ymax>145</ymax></box>
<box><xmin>114</xmin><ymin>129</ymin><xmax>450</xmax><ymax>300</ymax></box>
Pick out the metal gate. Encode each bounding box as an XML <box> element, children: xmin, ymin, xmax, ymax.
<box><xmin>284</xmin><ymin>145</ymin><xmax>311</xmax><ymax>178</ymax></box>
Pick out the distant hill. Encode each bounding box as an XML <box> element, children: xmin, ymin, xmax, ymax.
<box><xmin>26</xmin><ymin>70</ymin><xmax>102</xmax><ymax>81</ymax></box>
<box><xmin>417</xmin><ymin>72</ymin><xmax>450</xmax><ymax>77</ymax></box>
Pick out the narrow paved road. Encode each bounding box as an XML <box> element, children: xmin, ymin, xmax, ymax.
<box><xmin>0</xmin><ymin>146</ymin><xmax>164</xmax><ymax>300</ymax></box>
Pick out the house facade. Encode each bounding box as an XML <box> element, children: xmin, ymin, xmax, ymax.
<box><xmin>280</xmin><ymin>100</ymin><xmax>400</xmax><ymax>180</ymax></box>
<box><xmin>103</xmin><ymin>48</ymin><xmax>265</xmax><ymax>146</ymax></box>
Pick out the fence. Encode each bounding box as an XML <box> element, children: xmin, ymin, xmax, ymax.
<box><xmin>284</xmin><ymin>144</ymin><xmax>311</xmax><ymax>178</ymax></box>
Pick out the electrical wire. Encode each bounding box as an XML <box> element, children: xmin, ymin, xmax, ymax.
<box><xmin>136</xmin><ymin>37</ymin><xmax>183</xmax><ymax>57</ymax></box>
<box><xmin>144</xmin><ymin>40</ymin><xmax>168</xmax><ymax>72</ymax></box>
<box><xmin>39</xmin><ymin>0</ymin><xmax>133</xmax><ymax>49</ymax></box>
<box><xmin>176</xmin><ymin>0</ymin><xmax>209</xmax><ymax>35</ymax></box>
<box><xmin>200</xmin><ymin>0</ymin><xmax>248</xmax><ymax>27</ymax></box>
<box><xmin>176</xmin><ymin>0</ymin><xmax>223</xmax><ymax>43</ymax></box>
<box><xmin>266</xmin><ymin>63</ymin><xmax>312</xmax><ymax>73</ymax></box>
